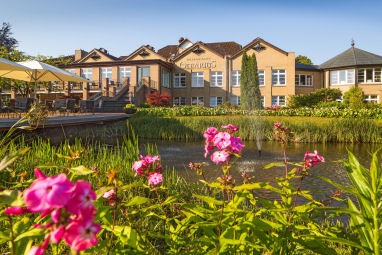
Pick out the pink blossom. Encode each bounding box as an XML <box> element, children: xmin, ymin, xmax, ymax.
<box><xmin>132</xmin><ymin>160</ymin><xmax>145</xmax><ymax>176</ymax></box>
<box><xmin>4</xmin><ymin>206</ymin><xmax>27</xmax><ymax>216</ymax></box>
<box><xmin>24</xmin><ymin>174</ymin><xmax>73</xmax><ymax>212</ymax></box>
<box><xmin>28</xmin><ymin>246</ymin><xmax>45</xmax><ymax>255</ymax></box>
<box><xmin>148</xmin><ymin>172</ymin><xmax>163</xmax><ymax>186</ymax></box>
<box><xmin>211</xmin><ymin>150</ymin><xmax>230</xmax><ymax>164</ymax></box>
<box><xmin>230</xmin><ymin>137</ymin><xmax>245</xmax><ymax>153</ymax></box>
<box><xmin>50</xmin><ymin>225</ymin><xmax>65</xmax><ymax>243</ymax></box>
<box><xmin>143</xmin><ymin>155</ymin><xmax>160</xmax><ymax>164</ymax></box>
<box><xmin>64</xmin><ymin>215</ymin><xmax>101</xmax><ymax>252</ymax></box>
<box><xmin>274</xmin><ymin>122</ymin><xmax>283</xmax><ymax>129</ymax></box>
<box><xmin>203</xmin><ymin>127</ymin><xmax>218</xmax><ymax>142</ymax></box>
<box><xmin>304</xmin><ymin>150</ymin><xmax>325</xmax><ymax>168</ymax></box>
<box><xmin>212</xmin><ymin>132</ymin><xmax>231</xmax><ymax>150</ymax></box>
<box><xmin>204</xmin><ymin>143</ymin><xmax>214</xmax><ymax>158</ymax></box>
<box><xmin>65</xmin><ymin>181</ymin><xmax>96</xmax><ymax>215</ymax></box>
<box><xmin>51</xmin><ymin>209</ymin><xmax>61</xmax><ymax>223</ymax></box>
<box><xmin>102</xmin><ymin>189</ymin><xmax>115</xmax><ymax>199</ymax></box>
<box><xmin>221</xmin><ymin>124</ymin><xmax>239</xmax><ymax>134</ymax></box>
<box><xmin>34</xmin><ymin>168</ymin><xmax>46</xmax><ymax>179</ymax></box>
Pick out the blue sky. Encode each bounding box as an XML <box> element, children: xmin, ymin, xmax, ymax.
<box><xmin>2</xmin><ymin>0</ymin><xmax>382</xmax><ymax>64</ymax></box>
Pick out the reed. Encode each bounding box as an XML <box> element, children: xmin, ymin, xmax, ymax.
<box><xmin>129</xmin><ymin>115</ymin><xmax>382</xmax><ymax>143</ymax></box>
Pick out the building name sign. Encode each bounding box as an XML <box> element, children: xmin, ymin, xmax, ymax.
<box><xmin>179</xmin><ymin>58</ymin><xmax>216</xmax><ymax>69</ymax></box>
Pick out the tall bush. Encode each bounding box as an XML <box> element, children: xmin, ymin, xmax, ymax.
<box><xmin>288</xmin><ymin>88</ymin><xmax>342</xmax><ymax>108</ymax></box>
<box><xmin>146</xmin><ymin>92</ymin><xmax>171</xmax><ymax>107</ymax></box>
<box><xmin>343</xmin><ymin>86</ymin><xmax>364</xmax><ymax>109</ymax></box>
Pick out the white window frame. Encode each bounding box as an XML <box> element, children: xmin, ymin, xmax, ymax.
<box><xmin>191</xmin><ymin>96</ymin><xmax>204</xmax><ymax>106</ymax></box>
<box><xmin>271</xmin><ymin>95</ymin><xmax>286</xmax><ymax>106</ymax></box>
<box><xmin>173</xmin><ymin>97</ymin><xmax>186</xmax><ymax>106</ymax></box>
<box><xmin>162</xmin><ymin>70</ymin><xmax>170</xmax><ymax>88</ymax></box>
<box><xmin>101</xmin><ymin>67</ymin><xmax>113</xmax><ymax>82</ymax></box>
<box><xmin>357</xmin><ymin>68</ymin><xmax>382</xmax><ymax>83</ymax></box>
<box><xmin>81</xmin><ymin>68</ymin><xmax>92</xmax><ymax>81</ymax></box>
<box><xmin>230</xmin><ymin>96</ymin><xmax>240</xmax><ymax>106</ymax></box>
<box><xmin>330</xmin><ymin>69</ymin><xmax>355</xmax><ymax>85</ymax></box>
<box><xmin>231</xmin><ymin>70</ymin><xmax>241</xmax><ymax>87</ymax></box>
<box><xmin>295</xmin><ymin>74</ymin><xmax>313</xmax><ymax>86</ymax></box>
<box><xmin>192</xmin><ymin>72</ymin><xmax>204</xmax><ymax>87</ymax></box>
<box><xmin>210</xmin><ymin>71</ymin><xmax>223</xmax><ymax>87</ymax></box>
<box><xmin>174</xmin><ymin>73</ymin><xmax>186</xmax><ymax>88</ymax></box>
<box><xmin>364</xmin><ymin>94</ymin><xmax>379</xmax><ymax>103</ymax></box>
<box><xmin>119</xmin><ymin>66</ymin><xmax>131</xmax><ymax>83</ymax></box>
<box><xmin>210</xmin><ymin>96</ymin><xmax>223</xmax><ymax>107</ymax></box>
<box><xmin>272</xmin><ymin>69</ymin><xmax>286</xmax><ymax>86</ymax></box>
<box><xmin>258</xmin><ymin>70</ymin><xmax>265</xmax><ymax>86</ymax></box>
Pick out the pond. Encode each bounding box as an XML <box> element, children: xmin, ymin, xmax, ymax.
<box><xmin>141</xmin><ymin>140</ymin><xmax>380</xmax><ymax>200</ymax></box>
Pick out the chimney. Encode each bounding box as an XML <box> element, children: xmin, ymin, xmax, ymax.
<box><xmin>74</xmin><ymin>49</ymin><xmax>88</xmax><ymax>61</ymax></box>
<box><xmin>99</xmin><ymin>48</ymin><xmax>108</xmax><ymax>54</ymax></box>
<box><xmin>178</xmin><ymin>37</ymin><xmax>185</xmax><ymax>45</ymax></box>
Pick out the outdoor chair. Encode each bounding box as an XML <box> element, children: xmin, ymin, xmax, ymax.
<box><xmin>15</xmin><ymin>98</ymin><xmax>34</xmax><ymax>112</ymax></box>
<box><xmin>79</xmin><ymin>100</ymin><xmax>95</xmax><ymax>113</ymax></box>
<box><xmin>53</xmin><ymin>98</ymin><xmax>78</xmax><ymax>115</ymax></box>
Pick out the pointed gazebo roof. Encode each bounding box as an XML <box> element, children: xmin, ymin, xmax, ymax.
<box><xmin>320</xmin><ymin>43</ymin><xmax>382</xmax><ymax>69</ymax></box>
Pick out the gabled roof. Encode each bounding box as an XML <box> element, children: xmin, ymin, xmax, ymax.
<box><xmin>320</xmin><ymin>47</ymin><xmax>382</xmax><ymax>69</ymax></box>
<box><xmin>232</xmin><ymin>37</ymin><xmax>288</xmax><ymax>59</ymax></box>
<box><xmin>159</xmin><ymin>41</ymin><xmax>242</xmax><ymax>61</ymax></box>
<box><xmin>76</xmin><ymin>48</ymin><xmax>118</xmax><ymax>63</ymax></box>
<box><xmin>122</xmin><ymin>45</ymin><xmax>166</xmax><ymax>61</ymax></box>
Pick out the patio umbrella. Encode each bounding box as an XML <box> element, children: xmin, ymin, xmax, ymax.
<box><xmin>0</xmin><ymin>57</ymin><xmax>32</xmax><ymax>77</ymax></box>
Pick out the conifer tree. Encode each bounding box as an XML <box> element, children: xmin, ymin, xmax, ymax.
<box><xmin>240</xmin><ymin>52</ymin><xmax>262</xmax><ymax>110</ymax></box>
<box><xmin>240</xmin><ymin>52</ymin><xmax>249</xmax><ymax>110</ymax></box>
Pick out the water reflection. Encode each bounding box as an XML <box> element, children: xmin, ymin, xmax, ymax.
<box><xmin>141</xmin><ymin>140</ymin><xmax>380</xmax><ymax>200</ymax></box>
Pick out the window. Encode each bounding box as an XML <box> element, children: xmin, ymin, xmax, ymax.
<box><xmin>358</xmin><ymin>68</ymin><xmax>382</xmax><ymax>83</ymax></box>
<box><xmin>364</xmin><ymin>95</ymin><xmax>379</xmax><ymax>103</ymax></box>
<box><xmin>231</xmin><ymin>70</ymin><xmax>241</xmax><ymax>86</ymax></box>
<box><xmin>272</xmin><ymin>69</ymin><xmax>286</xmax><ymax>85</ymax></box>
<box><xmin>192</xmin><ymin>72</ymin><xmax>204</xmax><ymax>87</ymax></box>
<box><xmin>330</xmin><ymin>69</ymin><xmax>355</xmax><ymax>85</ymax></box>
<box><xmin>101</xmin><ymin>67</ymin><xmax>113</xmax><ymax>83</ymax></box>
<box><xmin>258</xmin><ymin>70</ymin><xmax>265</xmax><ymax>86</ymax></box>
<box><xmin>119</xmin><ymin>66</ymin><xmax>131</xmax><ymax>83</ymax></box>
<box><xmin>173</xmin><ymin>97</ymin><xmax>186</xmax><ymax>106</ymax></box>
<box><xmin>174</xmin><ymin>73</ymin><xmax>186</xmax><ymax>87</ymax></box>
<box><xmin>210</xmin><ymin>96</ymin><xmax>223</xmax><ymax>107</ymax></box>
<box><xmin>81</xmin><ymin>68</ymin><xmax>92</xmax><ymax>81</ymax></box>
<box><xmin>191</xmin><ymin>96</ymin><xmax>204</xmax><ymax>106</ymax></box>
<box><xmin>271</xmin><ymin>96</ymin><xmax>286</xmax><ymax>106</ymax></box>
<box><xmin>295</xmin><ymin>74</ymin><xmax>313</xmax><ymax>86</ymax></box>
<box><xmin>162</xmin><ymin>70</ymin><xmax>170</xmax><ymax>88</ymax></box>
<box><xmin>230</xmin><ymin>96</ymin><xmax>240</xmax><ymax>106</ymax></box>
<box><xmin>210</xmin><ymin>71</ymin><xmax>223</xmax><ymax>87</ymax></box>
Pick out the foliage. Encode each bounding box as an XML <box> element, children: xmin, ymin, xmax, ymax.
<box><xmin>0</xmin><ymin>22</ymin><xmax>18</xmax><ymax>51</ymax></box>
<box><xmin>295</xmin><ymin>55</ymin><xmax>313</xmax><ymax>65</ymax></box>
<box><xmin>146</xmin><ymin>92</ymin><xmax>171</xmax><ymax>107</ymax></box>
<box><xmin>240</xmin><ymin>52</ymin><xmax>262</xmax><ymax>110</ymax></box>
<box><xmin>288</xmin><ymin>88</ymin><xmax>342</xmax><ymax>108</ymax></box>
<box><xmin>343</xmin><ymin>86</ymin><xmax>365</xmax><ymax>109</ymax></box>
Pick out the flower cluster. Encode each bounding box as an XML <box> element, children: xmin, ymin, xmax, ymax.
<box><xmin>203</xmin><ymin>124</ymin><xmax>245</xmax><ymax>164</ymax></box>
<box><xmin>273</xmin><ymin>122</ymin><xmax>290</xmax><ymax>143</ymax></box>
<box><xmin>5</xmin><ymin>169</ymin><xmax>100</xmax><ymax>254</ymax></box>
<box><xmin>304</xmin><ymin>150</ymin><xmax>325</xmax><ymax>169</ymax></box>
<box><xmin>132</xmin><ymin>155</ymin><xmax>163</xmax><ymax>186</ymax></box>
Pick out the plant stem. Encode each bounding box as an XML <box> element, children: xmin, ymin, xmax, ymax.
<box><xmin>106</xmin><ymin>181</ymin><xmax>119</xmax><ymax>255</ymax></box>
<box><xmin>282</xmin><ymin>142</ymin><xmax>288</xmax><ymax>178</ymax></box>
<box><xmin>7</xmin><ymin>215</ymin><xmax>15</xmax><ymax>255</ymax></box>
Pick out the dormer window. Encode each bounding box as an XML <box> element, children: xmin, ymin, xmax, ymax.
<box><xmin>253</xmin><ymin>43</ymin><xmax>265</xmax><ymax>52</ymax></box>
<box><xmin>90</xmin><ymin>53</ymin><xmax>101</xmax><ymax>60</ymax></box>
<box><xmin>139</xmin><ymin>50</ymin><xmax>149</xmax><ymax>57</ymax></box>
<box><xmin>192</xmin><ymin>46</ymin><xmax>204</xmax><ymax>54</ymax></box>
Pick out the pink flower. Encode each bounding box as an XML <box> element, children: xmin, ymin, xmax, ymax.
<box><xmin>203</xmin><ymin>127</ymin><xmax>218</xmax><ymax>142</ymax></box>
<box><xmin>65</xmin><ymin>181</ymin><xmax>96</xmax><ymax>215</ymax></box>
<box><xmin>204</xmin><ymin>143</ymin><xmax>214</xmax><ymax>158</ymax></box>
<box><xmin>304</xmin><ymin>150</ymin><xmax>325</xmax><ymax>168</ymax></box>
<box><xmin>211</xmin><ymin>150</ymin><xmax>230</xmax><ymax>164</ymax></box>
<box><xmin>34</xmin><ymin>168</ymin><xmax>46</xmax><ymax>179</ymax></box>
<box><xmin>143</xmin><ymin>155</ymin><xmax>160</xmax><ymax>164</ymax></box>
<box><xmin>230</xmin><ymin>137</ymin><xmax>245</xmax><ymax>153</ymax></box>
<box><xmin>274</xmin><ymin>122</ymin><xmax>283</xmax><ymax>129</ymax></box>
<box><xmin>102</xmin><ymin>189</ymin><xmax>115</xmax><ymax>199</ymax></box>
<box><xmin>132</xmin><ymin>160</ymin><xmax>145</xmax><ymax>176</ymax></box>
<box><xmin>51</xmin><ymin>209</ymin><xmax>61</xmax><ymax>223</ymax></box>
<box><xmin>28</xmin><ymin>246</ymin><xmax>45</xmax><ymax>255</ymax></box>
<box><xmin>148</xmin><ymin>172</ymin><xmax>163</xmax><ymax>186</ymax></box>
<box><xmin>221</xmin><ymin>124</ymin><xmax>239</xmax><ymax>134</ymax></box>
<box><xmin>212</xmin><ymin>132</ymin><xmax>231</xmax><ymax>150</ymax></box>
<box><xmin>50</xmin><ymin>225</ymin><xmax>65</xmax><ymax>243</ymax></box>
<box><xmin>24</xmin><ymin>174</ymin><xmax>73</xmax><ymax>212</ymax></box>
<box><xmin>4</xmin><ymin>206</ymin><xmax>27</xmax><ymax>216</ymax></box>
<box><xmin>64</xmin><ymin>216</ymin><xmax>101</xmax><ymax>252</ymax></box>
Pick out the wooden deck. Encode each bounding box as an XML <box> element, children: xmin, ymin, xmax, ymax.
<box><xmin>0</xmin><ymin>113</ymin><xmax>131</xmax><ymax>131</ymax></box>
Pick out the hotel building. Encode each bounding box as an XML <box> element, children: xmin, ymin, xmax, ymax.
<box><xmin>5</xmin><ymin>37</ymin><xmax>382</xmax><ymax>108</ymax></box>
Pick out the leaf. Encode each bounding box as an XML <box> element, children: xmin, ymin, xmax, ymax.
<box><xmin>0</xmin><ymin>190</ymin><xmax>23</xmax><ymax>206</ymax></box>
<box><xmin>264</xmin><ymin>162</ymin><xmax>286</xmax><ymax>169</ymax></box>
<box><xmin>95</xmin><ymin>186</ymin><xmax>114</xmax><ymax>199</ymax></box>
<box><xmin>194</xmin><ymin>194</ymin><xmax>223</xmax><ymax>208</ymax></box>
<box><xmin>14</xmin><ymin>228</ymin><xmax>44</xmax><ymax>242</ymax></box>
<box><xmin>0</xmin><ymin>147</ymin><xmax>30</xmax><ymax>172</ymax></box>
<box><xmin>55</xmin><ymin>153</ymin><xmax>72</xmax><ymax>161</ymax></box>
<box><xmin>161</xmin><ymin>195</ymin><xmax>179</xmax><ymax>206</ymax></box>
<box><xmin>69</xmin><ymin>165</ymin><xmax>94</xmax><ymax>176</ymax></box>
<box><xmin>124</xmin><ymin>196</ymin><xmax>150</xmax><ymax>207</ymax></box>
<box><xmin>103</xmin><ymin>225</ymin><xmax>138</xmax><ymax>248</ymax></box>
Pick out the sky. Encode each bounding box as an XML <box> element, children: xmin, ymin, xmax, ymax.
<box><xmin>2</xmin><ymin>0</ymin><xmax>382</xmax><ymax>65</ymax></box>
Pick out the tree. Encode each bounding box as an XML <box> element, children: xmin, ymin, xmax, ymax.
<box><xmin>146</xmin><ymin>92</ymin><xmax>171</xmax><ymax>107</ymax></box>
<box><xmin>0</xmin><ymin>22</ymin><xmax>18</xmax><ymax>51</ymax></box>
<box><xmin>240</xmin><ymin>52</ymin><xmax>262</xmax><ymax>110</ymax></box>
<box><xmin>343</xmin><ymin>86</ymin><xmax>364</xmax><ymax>109</ymax></box>
<box><xmin>295</xmin><ymin>55</ymin><xmax>313</xmax><ymax>65</ymax></box>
